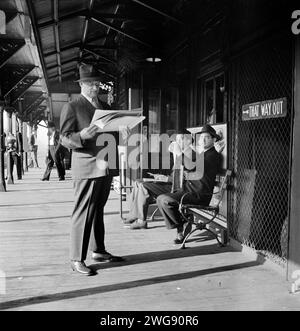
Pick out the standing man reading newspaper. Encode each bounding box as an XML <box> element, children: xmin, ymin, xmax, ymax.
<box><xmin>60</xmin><ymin>64</ymin><xmax>125</xmax><ymax>276</ymax></box>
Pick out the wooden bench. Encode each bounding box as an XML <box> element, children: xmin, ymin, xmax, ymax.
<box><xmin>178</xmin><ymin>169</ymin><xmax>232</xmax><ymax>249</ymax></box>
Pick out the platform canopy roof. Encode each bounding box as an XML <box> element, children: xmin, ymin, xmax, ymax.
<box><xmin>0</xmin><ymin>0</ymin><xmax>231</xmax><ymax>124</ymax></box>
<box><xmin>25</xmin><ymin>0</ymin><xmax>214</xmax><ymax>93</ymax></box>
<box><xmin>0</xmin><ymin>0</ymin><xmax>51</xmax><ymax>125</ymax></box>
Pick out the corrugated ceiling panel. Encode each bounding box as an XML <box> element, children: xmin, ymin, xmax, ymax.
<box><xmin>44</xmin><ymin>54</ymin><xmax>57</xmax><ymax>67</ymax></box>
<box><xmin>85</xmin><ymin>20</ymin><xmax>108</xmax><ymax>42</ymax></box>
<box><xmin>34</xmin><ymin>0</ymin><xmax>52</xmax><ymax>22</ymax></box>
<box><xmin>58</xmin><ymin>0</ymin><xmax>89</xmax><ymax>15</ymax></box>
<box><xmin>61</xmin><ymin>61</ymin><xmax>77</xmax><ymax>70</ymax></box>
<box><xmin>59</xmin><ymin>17</ymin><xmax>85</xmax><ymax>45</ymax></box>
<box><xmin>40</xmin><ymin>27</ymin><xmax>56</xmax><ymax>53</ymax></box>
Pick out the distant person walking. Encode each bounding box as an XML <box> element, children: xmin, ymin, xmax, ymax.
<box><xmin>41</xmin><ymin>122</ymin><xmax>65</xmax><ymax>181</ymax></box>
<box><xmin>28</xmin><ymin>128</ymin><xmax>39</xmax><ymax>168</ymax></box>
<box><xmin>6</xmin><ymin>133</ymin><xmax>22</xmax><ymax>181</ymax></box>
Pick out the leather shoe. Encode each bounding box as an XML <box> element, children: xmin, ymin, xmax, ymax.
<box><xmin>59</xmin><ymin>177</ymin><xmax>65</xmax><ymax>181</ymax></box>
<box><xmin>123</xmin><ymin>217</ymin><xmax>137</xmax><ymax>225</ymax></box>
<box><xmin>92</xmin><ymin>251</ymin><xmax>124</xmax><ymax>262</ymax></box>
<box><xmin>174</xmin><ymin>232</ymin><xmax>184</xmax><ymax>245</ymax></box>
<box><xmin>71</xmin><ymin>261</ymin><xmax>95</xmax><ymax>276</ymax></box>
<box><xmin>173</xmin><ymin>222</ymin><xmax>192</xmax><ymax>244</ymax></box>
<box><xmin>130</xmin><ymin>219</ymin><xmax>148</xmax><ymax>230</ymax></box>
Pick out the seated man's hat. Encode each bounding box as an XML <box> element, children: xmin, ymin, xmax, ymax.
<box><xmin>199</xmin><ymin>124</ymin><xmax>221</xmax><ymax>141</ymax></box>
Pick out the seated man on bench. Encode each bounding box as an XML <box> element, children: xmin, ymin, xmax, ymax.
<box><xmin>156</xmin><ymin>124</ymin><xmax>221</xmax><ymax>244</ymax></box>
<box><xmin>123</xmin><ymin>129</ymin><xmax>194</xmax><ymax>230</ymax></box>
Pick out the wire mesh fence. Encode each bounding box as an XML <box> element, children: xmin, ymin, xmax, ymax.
<box><xmin>229</xmin><ymin>35</ymin><xmax>293</xmax><ymax>267</ymax></box>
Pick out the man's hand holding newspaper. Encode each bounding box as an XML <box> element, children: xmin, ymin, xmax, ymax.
<box><xmin>91</xmin><ymin>109</ymin><xmax>145</xmax><ymax>133</ymax></box>
<box><xmin>80</xmin><ymin>125</ymin><xmax>99</xmax><ymax>140</ymax></box>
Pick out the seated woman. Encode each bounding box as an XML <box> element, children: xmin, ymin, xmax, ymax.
<box><xmin>124</xmin><ymin>129</ymin><xmax>194</xmax><ymax>230</ymax></box>
<box><xmin>156</xmin><ymin>124</ymin><xmax>221</xmax><ymax>244</ymax></box>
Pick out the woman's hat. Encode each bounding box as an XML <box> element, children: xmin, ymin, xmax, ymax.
<box><xmin>198</xmin><ymin>124</ymin><xmax>221</xmax><ymax>141</ymax></box>
<box><xmin>177</xmin><ymin>128</ymin><xmax>192</xmax><ymax>135</ymax></box>
<box><xmin>75</xmin><ymin>64</ymin><xmax>101</xmax><ymax>82</ymax></box>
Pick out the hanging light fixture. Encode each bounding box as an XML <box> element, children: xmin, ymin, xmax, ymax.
<box><xmin>145</xmin><ymin>57</ymin><xmax>162</xmax><ymax>63</ymax></box>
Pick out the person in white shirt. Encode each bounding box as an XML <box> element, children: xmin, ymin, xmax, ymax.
<box><xmin>124</xmin><ymin>129</ymin><xmax>194</xmax><ymax>230</ymax></box>
<box><xmin>41</xmin><ymin>122</ymin><xmax>65</xmax><ymax>181</ymax></box>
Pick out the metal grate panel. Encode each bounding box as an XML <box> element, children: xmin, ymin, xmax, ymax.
<box><xmin>230</xmin><ymin>35</ymin><xmax>293</xmax><ymax>266</ymax></box>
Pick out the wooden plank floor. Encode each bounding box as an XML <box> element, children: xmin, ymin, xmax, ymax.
<box><xmin>1</xmin><ymin>167</ymin><xmax>300</xmax><ymax>311</ymax></box>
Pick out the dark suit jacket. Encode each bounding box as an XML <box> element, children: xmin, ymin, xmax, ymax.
<box><xmin>53</xmin><ymin>130</ymin><xmax>60</xmax><ymax>147</ymax></box>
<box><xmin>30</xmin><ymin>134</ymin><xmax>35</xmax><ymax>146</ymax></box>
<box><xmin>16</xmin><ymin>132</ymin><xmax>23</xmax><ymax>153</ymax></box>
<box><xmin>60</xmin><ymin>95</ymin><xmax>119</xmax><ymax>180</ymax></box>
<box><xmin>184</xmin><ymin>146</ymin><xmax>221</xmax><ymax>201</ymax></box>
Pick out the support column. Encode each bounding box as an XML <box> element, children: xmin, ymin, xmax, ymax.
<box><xmin>3</xmin><ymin>110</ymin><xmax>9</xmax><ymax>134</ymax></box>
<box><xmin>11</xmin><ymin>113</ymin><xmax>17</xmax><ymax>135</ymax></box>
<box><xmin>18</xmin><ymin>118</ymin><xmax>24</xmax><ymax>176</ymax></box>
<box><xmin>7</xmin><ymin>111</ymin><xmax>12</xmax><ymax>133</ymax></box>
<box><xmin>23</xmin><ymin>122</ymin><xmax>28</xmax><ymax>172</ymax></box>
<box><xmin>17</xmin><ymin>99</ymin><xmax>25</xmax><ymax>175</ymax></box>
<box><xmin>0</xmin><ymin>101</ymin><xmax>6</xmax><ymax>192</ymax></box>
<box><xmin>5</xmin><ymin>112</ymin><xmax>15</xmax><ymax>184</ymax></box>
<box><xmin>288</xmin><ymin>35</ymin><xmax>300</xmax><ymax>278</ymax></box>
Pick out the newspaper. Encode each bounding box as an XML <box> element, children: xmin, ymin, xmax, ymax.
<box><xmin>91</xmin><ymin>109</ymin><xmax>145</xmax><ymax>132</ymax></box>
<box><xmin>147</xmin><ymin>172</ymin><xmax>169</xmax><ymax>182</ymax></box>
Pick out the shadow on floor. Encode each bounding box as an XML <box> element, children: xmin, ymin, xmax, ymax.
<box><xmin>0</xmin><ymin>215</ymin><xmax>71</xmax><ymax>223</ymax></box>
<box><xmin>0</xmin><ymin>257</ymin><xmax>262</xmax><ymax>310</ymax></box>
<box><xmin>89</xmin><ymin>243</ymin><xmax>237</xmax><ymax>271</ymax></box>
<box><xmin>0</xmin><ymin>210</ymin><xmax>123</xmax><ymax>223</ymax></box>
<box><xmin>0</xmin><ymin>201</ymin><xmax>74</xmax><ymax>208</ymax></box>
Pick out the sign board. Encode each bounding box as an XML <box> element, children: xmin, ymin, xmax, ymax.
<box><xmin>242</xmin><ymin>98</ymin><xmax>287</xmax><ymax>121</ymax></box>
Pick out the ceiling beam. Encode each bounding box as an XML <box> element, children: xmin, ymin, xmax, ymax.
<box><xmin>91</xmin><ymin>15</ymin><xmax>153</xmax><ymax>48</ymax></box>
<box><xmin>53</xmin><ymin>0</ymin><xmax>62</xmax><ymax>82</ymax></box>
<box><xmin>26</xmin><ymin>0</ymin><xmax>50</xmax><ymax>87</ymax></box>
<box><xmin>43</xmin><ymin>35</ymin><xmax>110</xmax><ymax>57</ymax></box>
<box><xmin>131</xmin><ymin>0</ymin><xmax>184</xmax><ymax>25</ymax></box>
<box><xmin>84</xmin><ymin>44</ymin><xmax>117</xmax><ymax>51</ymax></box>
<box><xmin>95</xmin><ymin>67</ymin><xmax>116</xmax><ymax>80</ymax></box>
<box><xmin>37</xmin><ymin>10</ymin><xmax>158</xmax><ymax>29</ymax></box>
<box><xmin>90</xmin><ymin>13</ymin><xmax>159</xmax><ymax>21</ymax></box>
<box><xmin>44</xmin><ymin>41</ymin><xmax>81</xmax><ymax>58</ymax></box>
<box><xmin>79</xmin><ymin>0</ymin><xmax>95</xmax><ymax>62</ymax></box>
<box><xmin>37</xmin><ymin>9</ymin><xmax>87</xmax><ymax>29</ymax></box>
<box><xmin>48</xmin><ymin>67</ymin><xmax>76</xmax><ymax>80</ymax></box>
<box><xmin>47</xmin><ymin>58</ymin><xmax>111</xmax><ymax>71</ymax></box>
<box><xmin>84</xmin><ymin>47</ymin><xmax>117</xmax><ymax>65</ymax></box>
<box><xmin>46</xmin><ymin>57</ymin><xmax>79</xmax><ymax>71</ymax></box>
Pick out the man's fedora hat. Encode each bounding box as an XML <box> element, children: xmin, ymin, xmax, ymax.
<box><xmin>198</xmin><ymin>124</ymin><xmax>221</xmax><ymax>141</ymax></box>
<box><xmin>75</xmin><ymin>64</ymin><xmax>101</xmax><ymax>82</ymax></box>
